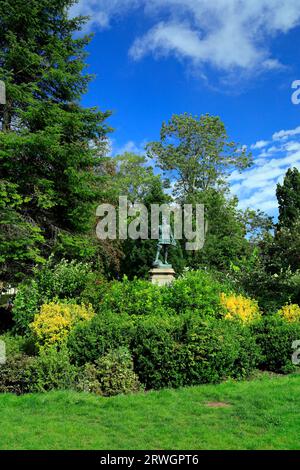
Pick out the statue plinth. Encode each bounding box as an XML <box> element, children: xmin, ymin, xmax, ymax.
<box><xmin>149</xmin><ymin>267</ymin><xmax>175</xmax><ymax>286</ymax></box>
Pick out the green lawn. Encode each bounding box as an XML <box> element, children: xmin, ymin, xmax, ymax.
<box><xmin>0</xmin><ymin>374</ymin><xmax>299</xmax><ymax>450</ymax></box>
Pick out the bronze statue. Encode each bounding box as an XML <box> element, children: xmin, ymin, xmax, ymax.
<box><xmin>153</xmin><ymin>217</ymin><xmax>176</xmax><ymax>268</ymax></box>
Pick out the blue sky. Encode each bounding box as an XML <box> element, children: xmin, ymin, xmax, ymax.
<box><xmin>71</xmin><ymin>0</ymin><xmax>300</xmax><ymax>216</ymax></box>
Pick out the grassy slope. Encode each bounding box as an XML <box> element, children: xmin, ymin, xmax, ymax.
<box><xmin>0</xmin><ymin>374</ymin><xmax>299</xmax><ymax>450</ymax></box>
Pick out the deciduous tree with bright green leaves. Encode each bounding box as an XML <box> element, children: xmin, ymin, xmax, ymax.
<box><xmin>147</xmin><ymin>113</ymin><xmax>253</xmax><ymax>201</ymax></box>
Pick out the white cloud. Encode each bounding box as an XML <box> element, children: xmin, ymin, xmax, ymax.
<box><xmin>72</xmin><ymin>0</ymin><xmax>300</xmax><ymax>74</ymax></box>
<box><xmin>251</xmin><ymin>140</ymin><xmax>269</xmax><ymax>150</ymax></box>
<box><xmin>110</xmin><ymin>139</ymin><xmax>146</xmax><ymax>156</ymax></box>
<box><xmin>272</xmin><ymin>126</ymin><xmax>300</xmax><ymax>141</ymax></box>
<box><xmin>231</xmin><ymin>125</ymin><xmax>300</xmax><ymax>213</ymax></box>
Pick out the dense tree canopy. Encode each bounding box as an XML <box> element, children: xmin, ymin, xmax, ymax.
<box><xmin>0</xmin><ymin>0</ymin><xmax>111</xmax><ymax>281</ymax></box>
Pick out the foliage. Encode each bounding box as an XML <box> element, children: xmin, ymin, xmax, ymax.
<box><xmin>12</xmin><ymin>281</ymin><xmax>40</xmax><ymax>334</ymax></box>
<box><xmin>162</xmin><ymin>270</ymin><xmax>225</xmax><ymax>318</ymax></box>
<box><xmin>76</xmin><ymin>363</ymin><xmax>101</xmax><ymax>394</ymax></box>
<box><xmin>277</xmin><ymin>304</ymin><xmax>300</xmax><ymax>323</ymax></box>
<box><xmin>220</xmin><ymin>292</ymin><xmax>261</xmax><ymax>324</ymax></box>
<box><xmin>131</xmin><ymin>314</ymin><xmax>260</xmax><ymax>389</ymax></box>
<box><xmin>31</xmin><ymin>302</ymin><xmax>95</xmax><ymax>348</ymax></box>
<box><xmin>277</xmin><ymin>167</ymin><xmax>300</xmax><ymax>230</ymax></box>
<box><xmin>0</xmin><ymin>181</ymin><xmax>45</xmax><ymax>282</ymax></box>
<box><xmin>0</xmin><ymin>355</ymin><xmax>33</xmax><ymax>394</ymax></box>
<box><xmin>185</xmin><ymin>189</ymin><xmax>252</xmax><ymax>272</ymax></box>
<box><xmin>84</xmin><ymin>348</ymin><xmax>142</xmax><ymax>397</ymax></box>
<box><xmin>0</xmin><ymin>0</ymin><xmax>111</xmax><ymax>281</ymax></box>
<box><xmin>12</xmin><ymin>259</ymin><xmax>96</xmax><ymax>334</ymax></box>
<box><xmin>252</xmin><ymin>315</ymin><xmax>300</xmax><ymax>374</ymax></box>
<box><xmin>131</xmin><ymin>314</ymin><xmax>186</xmax><ymax>389</ymax></box>
<box><xmin>68</xmin><ymin>311</ymin><xmax>135</xmax><ymax>365</ymax></box>
<box><xmin>27</xmin><ymin>347</ymin><xmax>78</xmax><ymax>393</ymax></box>
<box><xmin>147</xmin><ymin>113</ymin><xmax>252</xmax><ymax>200</ymax></box>
<box><xmin>183</xmin><ymin>317</ymin><xmax>260</xmax><ymax>385</ymax></box>
<box><xmin>99</xmin><ymin>277</ymin><xmax>171</xmax><ymax>316</ymax></box>
<box><xmin>0</xmin><ymin>333</ymin><xmax>29</xmax><ymax>358</ymax></box>
<box><xmin>33</xmin><ymin>258</ymin><xmax>95</xmax><ymax>302</ymax></box>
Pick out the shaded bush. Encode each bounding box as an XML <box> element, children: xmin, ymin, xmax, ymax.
<box><xmin>131</xmin><ymin>314</ymin><xmax>260</xmax><ymax>389</ymax></box>
<box><xmin>0</xmin><ymin>355</ymin><xmax>33</xmax><ymax>394</ymax></box>
<box><xmin>0</xmin><ymin>305</ymin><xmax>14</xmax><ymax>332</ymax></box>
<box><xmin>27</xmin><ymin>347</ymin><xmax>78</xmax><ymax>393</ymax></box>
<box><xmin>68</xmin><ymin>311</ymin><xmax>135</xmax><ymax>365</ymax></box>
<box><xmin>131</xmin><ymin>315</ymin><xmax>186</xmax><ymax>389</ymax></box>
<box><xmin>77</xmin><ymin>349</ymin><xmax>143</xmax><ymax>396</ymax></box>
<box><xmin>252</xmin><ymin>315</ymin><xmax>300</xmax><ymax>374</ymax></box>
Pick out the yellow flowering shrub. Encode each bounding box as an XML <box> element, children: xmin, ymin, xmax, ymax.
<box><xmin>278</xmin><ymin>304</ymin><xmax>300</xmax><ymax>323</ymax></box>
<box><xmin>30</xmin><ymin>302</ymin><xmax>95</xmax><ymax>348</ymax></box>
<box><xmin>220</xmin><ymin>293</ymin><xmax>261</xmax><ymax>324</ymax></box>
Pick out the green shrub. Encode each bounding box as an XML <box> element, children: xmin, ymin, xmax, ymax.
<box><xmin>183</xmin><ymin>317</ymin><xmax>260</xmax><ymax>385</ymax></box>
<box><xmin>76</xmin><ymin>363</ymin><xmax>100</xmax><ymax>394</ymax></box>
<box><xmin>162</xmin><ymin>270</ymin><xmax>225</xmax><ymax>318</ymax></box>
<box><xmin>68</xmin><ymin>311</ymin><xmax>135</xmax><ymax>365</ymax></box>
<box><xmin>96</xmin><ymin>348</ymin><xmax>142</xmax><ymax>396</ymax></box>
<box><xmin>99</xmin><ymin>277</ymin><xmax>171</xmax><ymax>316</ymax></box>
<box><xmin>0</xmin><ymin>355</ymin><xmax>33</xmax><ymax>394</ymax></box>
<box><xmin>12</xmin><ymin>281</ymin><xmax>40</xmax><ymax>334</ymax></box>
<box><xmin>252</xmin><ymin>315</ymin><xmax>300</xmax><ymax>374</ymax></box>
<box><xmin>131</xmin><ymin>315</ymin><xmax>186</xmax><ymax>389</ymax></box>
<box><xmin>34</xmin><ymin>258</ymin><xmax>94</xmax><ymax>301</ymax></box>
<box><xmin>27</xmin><ymin>347</ymin><xmax>78</xmax><ymax>392</ymax></box>
<box><xmin>0</xmin><ymin>332</ymin><xmax>28</xmax><ymax>358</ymax></box>
<box><xmin>131</xmin><ymin>314</ymin><xmax>260</xmax><ymax>389</ymax></box>
<box><xmin>13</xmin><ymin>259</ymin><xmax>96</xmax><ymax>334</ymax></box>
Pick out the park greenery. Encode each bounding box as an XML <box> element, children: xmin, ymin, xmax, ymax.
<box><xmin>1</xmin><ymin>0</ymin><xmax>300</xmax><ymax>405</ymax></box>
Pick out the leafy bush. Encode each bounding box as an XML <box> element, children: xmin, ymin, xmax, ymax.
<box><xmin>99</xmin><ymin>277</ymin><xmax>170</xmax><ymax>316</ymax></box>
<box><xmin>33</xmin><ymin>258</ymin><xmax>94</xmax><ymax>301</ymax></box>
<box><xmin>252</xmin><ymin>315</ymin><xmax>300</xmax><ymax>373</ymax></box>
<box><xmin>68</xmin><ymin>311</ymin><xmax>135</xmax><ymax>365</ymax></box>
<box><xmin>30</xmin><ymin>302</ymin><xmax>95</xmax><ymax>349</ymax></box>
<box><xmin>278</xmin><ymin>304</ymin><xmax>300</xmax><ymax>323</ymax></box>
<box><xmin>183</xmin><ymin>317</ymin><xmax>260</xmax><ymax>385</ymax></box>
<box><xmin>76</xmin><ymin>363</ymin><xmax>100</xmax><ymax>394</ymax></box>
<box><xmin>0</xmin><ymin>355</ymin><xmax>33</xmax><ymax>394</ymax></box>
<box><xmin>131</xmin><ymin>314</ymin><xmax>260</xmax><ymax>389</ymax></box>
<box><xmin>77</xmin><ymin>349</ymin><xmax>142</xmax><ymax>396</ymax></box>
<box><xmin>131</xmin><ymin>315</ymin><xmax>186</xmax><ymax>389</ymax></box>
<box><xmin>12</xmin><ymin>259</ymin><xmax>96</xmax><ymax>334</ymax></box>
<box><xmin>27</xmin><ymin>347</ymin><xmax>78</xmax><ymax>393</ymax></box>
<box><xmin>0</xmin><ymin>333</ymin><xmax>30</xmax><ymax>358</ymax></box>
<box><xmin>220</xmin><ymin>292</ymin><xmax>261</xmax><ymax>324</ymax></box>
<box><xmin>162</xmin><ymin>270</ymin><xmax>225</xmax><ymax>318</ymax></box>
<box><xmin>12</xmin><ymin>281</ymin><xmax>40</xmax><ymax>334</ymax></box>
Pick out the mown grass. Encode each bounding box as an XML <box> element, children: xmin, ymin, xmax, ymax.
<box><xmin>0</xmin><ymin>374</ymin><xmax>299</xmax><ymax>450</ymax></box>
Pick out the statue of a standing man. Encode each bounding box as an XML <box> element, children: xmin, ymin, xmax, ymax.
<box><xmin>153</xmin><ymin>216</ymin><xmax>176</xmax><ymax>268</ymax></box>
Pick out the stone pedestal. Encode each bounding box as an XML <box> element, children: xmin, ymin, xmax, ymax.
<box><xmin>149</xmin><ymin>267</ymin><xmax>176</xmax><ymax>286</ymax></box>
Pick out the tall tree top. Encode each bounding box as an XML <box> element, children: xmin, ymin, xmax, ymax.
<box><xmin>146</xmin><ymin>113</ymin><xmax>252</xmax><ymax>201</ymax></box>
<box><xmin>277</xmin><ymin>167</ymin><xmax>300</xmax><ymax>230</ymax></box>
